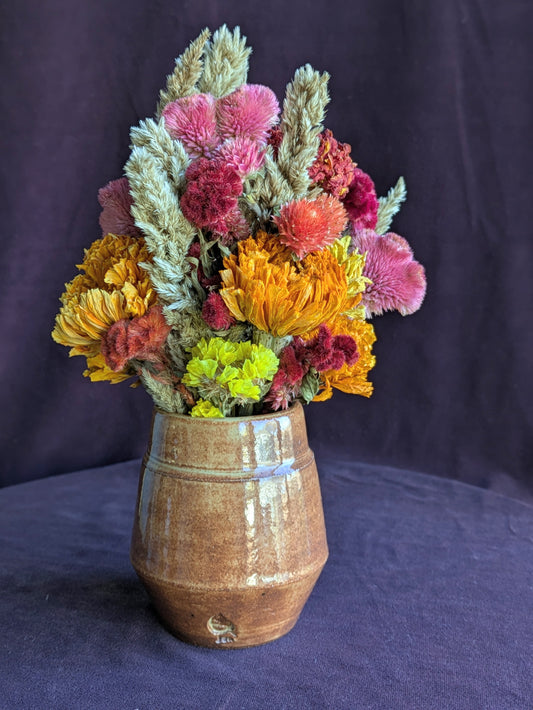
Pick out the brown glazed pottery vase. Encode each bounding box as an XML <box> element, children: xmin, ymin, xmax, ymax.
<box><xmin>130</xmin><ymin>401</ymin><xmax>328</xmax><ymax>648</ymax></box>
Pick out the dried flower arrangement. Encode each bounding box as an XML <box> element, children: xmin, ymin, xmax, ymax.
<box><xmin>52</xmin><ymin>26</ymin><xmax>426</xmax><ymax>418</ymax></box>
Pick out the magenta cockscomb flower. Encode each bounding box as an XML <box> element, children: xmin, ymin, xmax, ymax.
<box><xmin>98</xmin><ymin>178</ymin><xmax>142</xmax><ymax>238</ymax></box>
<box><xmin>161</xmin><ymin>94</ymin><xmax>221</xmax><ymax>158</ymax></box>
<box><xmin>343</xmin><ymin>167</ymin><xmax>379</xmax><ymax>231</ymax></box>
<box><xmin>351</xmin><ymin>229</ymin><xmax>427</xmax><ymax>317</ymax></box>
<box><xmin>295</xmin><ymin>324</ymin><xmax>359</xmax><ymax>371</ymax></box>
<box><xmin>216</xmin><ymin>84</ymin><xmax>280</xmax><ymax>144</ymax></box>
<box><xmin>201</xmin><ymin>292</ymin><xmax>236</xmax><ymax>330</ymax></box>
<box><xmin>180</xmin><ymin>158</ymin><xmax>242</xmax><ymax>228</ymax></box>
<box><xmin>215</xmin><ymin>137</ymin><xmax>265</xmax><ymax>177</ymax></box>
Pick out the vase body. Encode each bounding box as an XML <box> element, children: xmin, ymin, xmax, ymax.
<box><xmin>130</xmin><ymin>401</ymin><xmax>328</xmax><ymax>648</ymax></box>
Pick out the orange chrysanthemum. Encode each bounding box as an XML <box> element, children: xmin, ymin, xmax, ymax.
<box><xmin>273</xmin><ymin>194</ymin><xmax>348</xmax><ymax>259</ymax></box>
<box><xmin>313</xmin><ymin>316</ymin><xmax>376</xmax><ymax>400</ymax></box>
<box><xmin>219</xmin><ymin>232</ymin><xmax>349</xmax><ymax>337</ymax></box>
<box><xmin>52</xmin><ymin>234</ymin><xmax>156</xmax><ymax>380</ymax></box>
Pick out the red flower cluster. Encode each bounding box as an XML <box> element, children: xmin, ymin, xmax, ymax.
<box><xmin>266</xmin><ymin>324</ymin><xmax>359</xmax><ymax>410</ymax></box>
<box><xmin>343</xmin><ymin>167</ymin><xmax>379</xmax><ymax>231</ymax></box>
<box><xmin>308</xmin><ymin>129</ymin><xmax>355</xmax><ymax>199</ymax></box>
<box><xmin>101</xmin><ymin>306</ymin><xmax>171</xmax><ymax>372</ymax></box>
<box><xmin>295</xmin><ymin>324</ymin><xmax>359</xmax><ymax>371</ymax></box>
<box><xmin>180</xmin><ymin>158</ymin><xmax>242</xmax><ymax>229</ymax></box>
<box><xmin>201</xmin><ymin>292</ymin><xmax>236</xmax><ymax>330</ymax></box>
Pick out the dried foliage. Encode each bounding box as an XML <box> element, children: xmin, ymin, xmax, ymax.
<box><xmin>156</xmin><ymin>28</ymin><xmax>211</xmax><ymax>117</ymax></box>
<box><xmin>255</xmin><ymin>65</ymin><xmax>330</xmax><ymax>214</ymax></box>
<box><xmin>376</xmin><ymin>176</ymin><xmax>407</xmax><ymax>235</ymax></box>
<box><xmin>139</xmin><ymin>368</ymin><xmax>187</xmax><ymax>413</ymax></box>
<box><xmin>198</xmin><ymin>25</ymin><xmax>251</xmax><ymax>97</ymax></box>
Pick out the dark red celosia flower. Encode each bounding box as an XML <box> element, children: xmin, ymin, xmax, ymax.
<box><xmin>330</xmin><ymin>334</ymin><xmax>359</xmax><ymax>366</ymax></box>
<box><xmin>201</xmin><ymin>292</ymin><xmax>236</xmax><ymax>330</ymax></box>
<box><xmin>279</xmin><ymin>346</ymin><xmax>306</xmax><ymax>386</ymax></box>
<box><xmin>98</xmin><ymin>177</ymin><xmax>143</xmax><ymax>238</ymax></box>
<box><xmin>265</xmin><ymin>325</ymin><xmax>359</xmax><ymax>410</ymax></box>
<box><xmin>101</xmin><ymin>306</ymin><xmax>171</xmax><ymax>372</ymax></box>
<box><xmin>180</xmin><ymin>158</ymin><xmax>242</xmax><ymax>228</ymax></box>
<box><xmin>343</xmin><ymin>167</ymin><xmax>379</xmax><ymax>231</ymax></box>
<box><xmin>264</xmin><ymin>346</ymin><xmax>305</xmax><ymax>411</ymax></box>
<box><xmin>308</xmin><ymin>129</ymin><xmax>356</xmax><ymax>199</ymax></box>
<box><xmin>267</xmin><ymin>125</ymin><xmax>283</xmax><ymax>159</ymax></box>
<box><xmin>294</xmin><ymin>324</ymin><xmax>358</xmax><ymax>372</ymax></box>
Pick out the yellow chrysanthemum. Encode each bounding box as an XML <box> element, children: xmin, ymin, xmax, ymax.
<box><xmin>83</xmin><ymin>353</ymin><xmax>132</xmax><ymax>384</ymax></box>
<box><xmin>53</xmin><ymin>289</ymin><xmax>130</xmax><ymax>357</ymax></box>
<box><xmin>219</xmin><ymin>232</ymin><xmax>349</xmax><ymax>337</ymax></box>
<box><xmin>52</xmin><ymin>233</ymin><xmax>156</xmax><ymax>368</ymax></box>
<box><xmin>313</xmin><ymin>317</ymin><xmax>376</xmax><ymax>401</ymax></box>
<box><xmin>328</xmin><ymin>235</ymin><xmax>371</xmax><ymax>319</ymax></box>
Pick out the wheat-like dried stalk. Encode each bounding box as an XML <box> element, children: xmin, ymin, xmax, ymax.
<box><xmin>156</xmin><ymin>28</ymin><xmax>211</xmax><ymax>117</ymax></box>
<box><xmin>376</xmin><ymin>177</ymin><xmax>407</xmax><ymax>234</ymax></box>
<box><xmin>198</xmin><ymin>25</ymin><xmax>251</xmax><ymax>97</ymax></box>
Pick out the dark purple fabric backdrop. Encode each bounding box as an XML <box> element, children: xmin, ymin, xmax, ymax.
<box><xmin>1</xmin><ymin>1</ymin><xmax>532</xmax><ymax>497</ymax></box>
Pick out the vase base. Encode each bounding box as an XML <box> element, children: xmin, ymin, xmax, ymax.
<box><xmin>137</xmin><ymin>567</ymin><xmax>326</xmax><ymax>648</ymax></box>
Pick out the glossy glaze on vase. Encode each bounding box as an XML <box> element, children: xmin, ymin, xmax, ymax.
<box><xmin>130</xmin><ymin>401</ymin><xmax>328</xmax><ymax>648</ymax></box>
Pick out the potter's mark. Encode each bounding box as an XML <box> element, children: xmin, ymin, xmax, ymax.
<box><xmin>207</xmin><ymin>613</ymin><xmax>238</xmax><ymax>644</ymax></box>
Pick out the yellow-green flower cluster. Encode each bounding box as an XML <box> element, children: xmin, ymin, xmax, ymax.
<box><xmin>183</xmin><ymin>337</ymin><xmax>279</xmax><ymax>416</ymax></box>
<box><xmin>190</xmin><ymin>399</ymin><xmax>224</xmax><ymax>418</ymax></box>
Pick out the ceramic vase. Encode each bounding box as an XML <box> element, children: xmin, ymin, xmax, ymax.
<box><xmin>130</xmin><ymin>401</ymin><xmax>328</xmax><ymax>648</ymax></box>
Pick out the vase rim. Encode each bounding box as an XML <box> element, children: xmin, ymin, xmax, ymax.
<box><xmin>153</xmin><ymin>400</ymin><xmax>303</xmax><ymax>422</ymax></box>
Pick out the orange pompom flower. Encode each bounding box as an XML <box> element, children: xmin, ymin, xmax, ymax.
<box><xmin>219</xmin><ymin>232</ymin><xmax>349</xmax><ymax>337</ymax></box>
<box><xmin>273</xmin><ymin>194</ymin><xmax>348</xmax><ymax>259</ymax></box>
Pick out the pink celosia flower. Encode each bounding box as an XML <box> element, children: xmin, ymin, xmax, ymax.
<box><xmin>98</xmin><ymin>177</ymin><xmax>142</xmax><ymax>238</ymax></box>
<box><xmin>101</xmin><ymin>306</ymin><xmax>171</xmax><ymax>371</ymax></box>
<box><xmin>343</xmin><ymin>167</ymin><xmax>379</xmax><ymax>231</ymax></box>
<box><xmin>309</xmin><ymin>129</ymin><xmax>356</xmax><ymax>199</ymax></box>
<box><xmin>180</xmin><ymin>158</ymin><xmax>242</xmax><ymax>228</ymax></box>
<box><xmin>161</xmin><ymin>94</ymin><xmax>221</xmax><ymax>158</ymax></box>
<box><xmin>215</xmin><ymin>137</ymin><xmax>265</xmax><ymax>177</ymax></box>
<box><xmin>201</xmin><ymin>292</ymin><xmax>236</xmax><ymax>330</ymax></box>
<box><xmin>351</xmin><ymin>229</ymin><xmax>427</xmax><ymax>317</ymax></box>
<box><xmin>273</xmin><ymin>194</ymin><xmax>348</xmax><ymax>259</ymax></box>
<box><xmin>216</xmin><ymin>84</ymin><xmax>280</xmax><ymax>144</ymax></box>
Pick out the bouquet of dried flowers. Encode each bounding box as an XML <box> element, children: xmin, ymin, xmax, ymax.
<box><xmin>52</xmin><ymin>26</ymin><xmax>426</xmax><ymax>418</ymax></box>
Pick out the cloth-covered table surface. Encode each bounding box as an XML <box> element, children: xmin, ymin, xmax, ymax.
<box><xmin>1</xmin><ymin>458</ymin><xmax>532</xmax><ymax>710</ymax></box>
